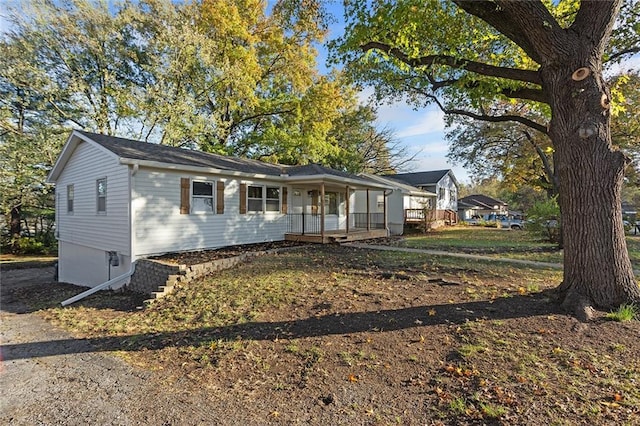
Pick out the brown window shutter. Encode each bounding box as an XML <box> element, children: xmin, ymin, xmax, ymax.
<box><xmin>311</xmin><ymin>190</ymin><xmax>318</xmax><ymax>214</ymax></box>
<box><xmin>216</xmin><ymin>181</ymin><xmax>225</xmax><ymax>214</ymax></box>
<box><xmin>180</xmin><ymin>178</ymin><xmax>190</xmax><ymax>214</ymax></box>
<box><xmin>239</xmin><ymin>183</ymin><xmax>247</xmax><ymax>214</ymax></box>
<box><xmin>281</xmin><ymin>187</ymin><xmax>288</xmax><ymax>214</ymax></box>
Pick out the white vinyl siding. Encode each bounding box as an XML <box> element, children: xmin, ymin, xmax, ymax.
<box><xmin>133</xmin><ymin>170</ymin><xmax>288</xmax><ymax>256</ymax></box>
<box><xmin>435</xmin><ymin>173</ymin><xmax>458</xmax><ymax>211</ymax></box>
<box><xmin>54</xmin><ymin>141</ymin><xmax>130</xmax><ymax>256</ymax></box>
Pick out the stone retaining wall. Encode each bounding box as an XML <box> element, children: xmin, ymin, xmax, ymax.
<box><xmin>127</xmin><ymin>246</ymin><xmax>304</xmax><ymax>300</ymax></box>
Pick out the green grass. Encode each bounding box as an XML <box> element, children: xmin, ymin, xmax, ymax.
<box><xmin>401</xmin><ymin>228</ymin><xmax>640</xmax><ymax>268</ymax></box>
<box><xmin>605</xmin><ymin>304</ymin><xmax>638</xmax><ymax>322</ymax></box>
<box><xmin>403</xmin><ymin>228</ymin><xmax>558</xmax><ymax>252</ymax></box>
<box><xmin>0</xmin><ymin>254</ymin><xmax>57</xmax><ymax>269</ymax></box>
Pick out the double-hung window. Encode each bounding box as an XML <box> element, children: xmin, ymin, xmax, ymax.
<box><xmin>247</xmin><ymin>185</ymin><xmax>263</xmax><ymax>212</ymax></box>
<box><xmin>67</xmin><ymin>184</ymin><xmax>74</xmax><ymax>214</ymax></box>
<box><xmin>96</xmin><ymin>178</ymin><xmax>107</xmax><ymax>213</ymax></box>
<box><xmin>265</xmin><ymin>187</ymin><xmax>280</xmax><ymax>212</ymax></box>
<box><xmin>192</xmin><ymin>181</ymin><xmax>214</xmax><ymax>213</ymax></box>
<box><xmin>247</xmin><ymin>185</ymin><xmax>281</xmax><ymax>213</ymax></box>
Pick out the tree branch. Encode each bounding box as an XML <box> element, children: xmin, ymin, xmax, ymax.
<box><xmin>426</xmin><ymin>93</ymin><xmax>548</xmax><ymax>135</ymax></box>
<box><xmin>361</xmin><ymin>41</ymin><xmax>541</xmax><ymax>85</ymax></box>
<box><xmin>522</xmin><ymin>130</ymin><xmax>558</xmax><ymax>192</ymax></box>
<box><xmin>607</xmin><ymin>45</ymin><xmax>640</xmax><ymax>63</ymax></box>
<box><xmin>451</xmin><ymin>0</ymin><xmax>554</xmax><ymax>64</ymax></box>
<box><xmin>501</xmin><ymin>87</ymin><xmax>548</xmax><ymax>103</ymax></box>
<box><xmin>571</xmin><ymin>0</ymin><xmax>623</xmax><ymax>56</ymax></box>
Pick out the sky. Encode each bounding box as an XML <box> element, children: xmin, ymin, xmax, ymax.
<box><xmin>3</xmin><ymin>1</ymin><xmax>639</xmax><ymax>185</ymax></box>
<box><xmin>317</xmin><ymin>2</ymin><xmax>467</xmax><ymax>181</ymax></box>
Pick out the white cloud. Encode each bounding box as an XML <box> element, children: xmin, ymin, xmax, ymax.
<box><xmin>395</xmin><ymin>109</ymin><xmax>446</xmax><ymax>138</ymax></box>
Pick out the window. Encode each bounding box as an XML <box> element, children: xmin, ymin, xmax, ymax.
<box><xmin>248</xmin><ymin>185</ymin><xmax>263</xmax><ymax>212</ymax></box>
<box><xmin>191</xmin><ymin>181</ymin><xmax>214</xmax><ymax>213</ymax></box>
<box><xmin>449</xmin><ymin>189</ymin><xmax>456</xmax><ymax>203</ymax></box>
<box><xmin>96</xmin><ymin>178</ymin><xmax>107</xmax><ymax>213</ymax></box>
<box><xmin>376</xmin><ymin>194</ymin><xmax>385</xmax><ymax>213</ymax></box>
<box><xmin>246</xmin><ymin>185</ymin><xmax>281</xmax><ymax>213</ymax></box>
<box><xmin>324</xmin><ymin>192</ymin><xmax>339</xmax><ymax>215</ymax></box>
<box><xmin>438</xmin><ymin>187</ymin><xmax>445</xmax><ymax>200</ymax></box>
<box><xmin>266</xmin><ymin>187</ymin><xmax>280</xmax><ymax>212</ymax></box>
<box><xmin>67</xmin><ymin>185</ymin><xmax>74</xmax><ymax>213</ymax></box>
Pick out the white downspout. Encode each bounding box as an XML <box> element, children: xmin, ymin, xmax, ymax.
<box><xmin>61</xmin><ymin>262</ymin><xmax>136</xmax><ymax>307</ymax></box>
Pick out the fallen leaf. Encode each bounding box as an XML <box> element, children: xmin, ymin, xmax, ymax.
<box><xmin>428</xmin><ymin>309</ymin><xmax>437</xmax><ymax>316</ymax></box>
<box><xmin>348</xmin><ymin>374</ymin><xmax>358</xmax><ymax>382</ymax></box>
<box><xmin>613</xmin><ymin>393</ymin><xmax>623</xmax><ymax>402</ymax></box>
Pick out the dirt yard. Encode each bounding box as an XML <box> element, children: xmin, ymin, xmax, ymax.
<box><xmin>2</xmin><ymin>245</ymin><xmax>639</xmax><ymax>425</ymax></box>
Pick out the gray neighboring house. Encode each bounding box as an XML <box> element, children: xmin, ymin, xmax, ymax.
<box><xmin>384</xmin><ymin>170</ymin><xmax>459</xmax><ymax>225</ymax></box>
<box><xmin>458</xmin><ymin>194</ymin><xmax>509</xmax><ymax>220</ymax></box>
<box><xmin>47</xmin><ymin>130</ymin><xmax>391</xmax><ymax>288</ymax></box>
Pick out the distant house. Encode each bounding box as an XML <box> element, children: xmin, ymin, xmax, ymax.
<box><xmin>383</xmin><ymin>170</ymin><xmax>459</xmax><ymax>226</ymax></box>
<box><xmin>47</xmin><ymin>131</ymin><xmax>391</xmax><ymax>288</ymax></box>
<box><xmin>357</xmin><ymin>173</ymin><xmax>436</xmax><ymax>235</ymax></box>
<box><xmin>458</xmin><ymin>194</ymin><xmax>508</xmax><ymax>220</ymax></box>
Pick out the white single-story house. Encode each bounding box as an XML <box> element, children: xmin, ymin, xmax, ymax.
<box><xmin>47</xmin><ymin>131</ymin><xmax>392</xmax><ymax>288</ymax></box>
<box><xmin>458</xmin><ymin>194</ymin><xmax>509</xmax><ymax>221</ymax></box>
<box><xmin>357</xmin><ymin>173</ymin><xmax>436</xmax><ymax>235</ymax></box>
<box><xmin>382</xmin><ymin>170</ymin><xmax>459</xmax><ymax>226</ymax></box>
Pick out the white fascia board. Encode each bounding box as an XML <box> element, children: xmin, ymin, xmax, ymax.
<box><xmin>119</xmin><ymin>158</ymin><xmax>284</xmax><ymax>181</ymax></box>
<box><xmin>359</xmin><ymin>173</ymin><xmax>432</xmax><ymax>195</ymax></box>
<box><xmin>408</xmin><ymin>189</ymin><xmax>437</xmax><ymax>197</ymax></box>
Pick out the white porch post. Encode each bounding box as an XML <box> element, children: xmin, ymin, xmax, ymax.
<box><xmin>345</xmin><ymin>185</ymin><xmax>350</xmax><ymax>234</ymax></box>
<box><xmin>320</xmin><ymin>182</ymin><xmax>325</xmax><ymax>240</ymax></box>
<box><xmin>366</xmin><ymin>189</ymin><xmax>370</xmax><ymax>231</ymax></box>
<box><xmin>383</xmin><ymin>190</ymin><xmax>387</xmax><ymax>233</ymax></box>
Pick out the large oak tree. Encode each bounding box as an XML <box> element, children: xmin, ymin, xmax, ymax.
<box><xmin>335</xmin><ymin>0</ymin><xmax>640</xmax><ymax>316</ymax></box>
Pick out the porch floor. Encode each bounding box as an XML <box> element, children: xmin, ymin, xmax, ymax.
<box><xmin>285</xmin><ymin>228</ymin><xmax>388</xmax><ymax>244</ymax></box>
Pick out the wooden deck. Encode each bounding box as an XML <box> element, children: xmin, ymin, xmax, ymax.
<box><xmin>285</xmin><ymin>229</ymin><xmax>388</xmax><ymax>244</ymax></box>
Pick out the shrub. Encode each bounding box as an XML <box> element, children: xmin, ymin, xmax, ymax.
<box><xmin>526</xmin><ymin>197</ymin><xmax>562</xmax><ymax>246</ymax></box>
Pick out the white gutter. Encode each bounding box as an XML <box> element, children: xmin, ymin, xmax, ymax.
<box><xmin>61</xmin><ymin>262</ymin><xmax>136</xmax><ymax>307</ymax></box>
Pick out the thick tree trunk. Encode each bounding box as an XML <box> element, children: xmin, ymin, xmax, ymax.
<box><xmin>543</xmin><ymin>56</ymin><xmax>640</xmax><ymax>314</ymax></box>
<box><xmin>10</xmin><ymin>204</ymin><xmax>22</xmax><ymax>253</ymax></box>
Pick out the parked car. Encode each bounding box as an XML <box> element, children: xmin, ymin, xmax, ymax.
<box><xmin>464</xmin><ymin>214</ymin><xmax>525</xmax><ymax>230</ymax></box>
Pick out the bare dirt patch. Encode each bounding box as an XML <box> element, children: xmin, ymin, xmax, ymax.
<box><xmin>3</xmin><ymin>246</ymin><xmax>639</xmax><ymax>425</ymax></box>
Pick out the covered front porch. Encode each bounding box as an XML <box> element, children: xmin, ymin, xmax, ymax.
<box><xmin>282</xmin><ymin>173</ymin><xmax>391</xmax><ymax>244</ymax></box>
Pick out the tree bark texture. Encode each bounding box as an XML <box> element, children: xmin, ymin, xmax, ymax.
<box><xmin>456</xmin><ymin>0</ymin><xmax>640</xmax><ymax>311</ymax></box>
<box><xmin>542</xmin><ymin>45</ymin><xmax>640</xmax><ymax>310</ymax></box>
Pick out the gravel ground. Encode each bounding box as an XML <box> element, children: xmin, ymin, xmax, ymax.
<box><xmin>0</xmin><ymin>267</ymin><xmax>233</xmax><ymax>426</ymax></box>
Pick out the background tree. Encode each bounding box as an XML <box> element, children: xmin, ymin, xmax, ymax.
<box><xmin>334</xmin><ymin>0</ymin><xmax>640</xmax><ymax>315</ymax></box>
<box><xmin>0</xmin><ymin>0</ymin><xmax>409</xmax><ymax>251</ymax></box>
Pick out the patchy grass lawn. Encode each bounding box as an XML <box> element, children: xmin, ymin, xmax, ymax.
<box><xmin>13</xmin><ymin>244</ymin><xmax>639</xmax><ymax>425</ymax></box>
<box><xmin>401</xmin><ymin>227</ymin><xmax>640</xmax><ymax>268</ymax></box>
<box><xmin>0</xmin><ymin>254</ymin><xmax>57</xmax><ymax>269</ymax></box>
